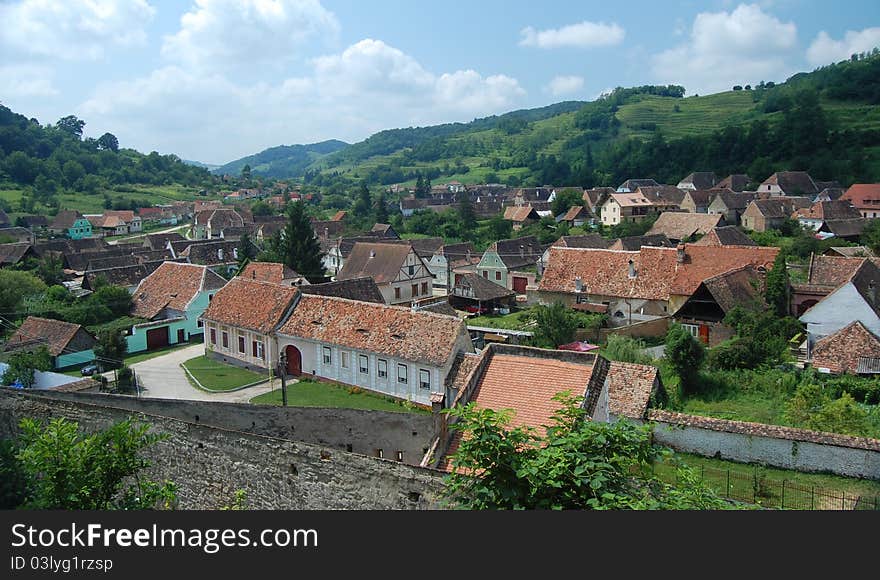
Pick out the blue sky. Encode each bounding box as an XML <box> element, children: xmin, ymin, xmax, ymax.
<box><xmin>1</xmin><ymin>0</ymin><xmax>879</xmax><ymax>164</ymax></box>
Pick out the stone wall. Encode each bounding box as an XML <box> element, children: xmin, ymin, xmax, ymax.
<box><xmin>598</xmin><ymin>316</ymin><xmax>672</xmax><ymax>342</ymax></box>
<box><xmin>649</xmin><ymin>410</ymin><xmax>880</xmax><ymax>480</ymax></box>
<box><xmin>28</xmin><ymin>390</ymin><xmax>435</xmax><ymax>466</ymax></box>
<box><xmin>0</xmin><ymin>389</ymin><xmax>446</xmax><ymax>510</ymax></box>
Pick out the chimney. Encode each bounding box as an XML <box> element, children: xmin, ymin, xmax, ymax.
<box><xmin>369</xmin><ymin>249</ymin><xmax>376</xmax><ymax>259</ymax></box>
<box><xmin>218</xmin><ymin>248</ymin><xmax>224</xmax><ymax>261</ymax></box>
<box><xmin>676</xmin><ymin>244</ymin><xmax>686</xmax><ymax>264</ymax></box>
<box><xmin>574</xmin><ymin>276</ymin><xmax>583</xmax><ymax>293</ymax></box>
<box><xmin>323</xmin><ymin>227</ymin><xmax>329</xmax><ymax>240</ymax></box>
<box><xmin>628</xmin><ymin>259</ymin><xmax>636</xmax><ymax>279</ymax></box>
<box><xmin>519</xmin><ymin>245</ymin><xmax>525</xmax><ymax>258</ymax></box>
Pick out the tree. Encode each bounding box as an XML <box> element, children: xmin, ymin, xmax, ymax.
<box><xmin>443</xmin><ymin>394</ymin><xmax>731</xmax><ymax>510</ymax></box>
<box><xmin>862</xmin><ymin>219</ymin><xmax>880</xmax><ymax>254</ymax></box>
<box><xmin>93</xmin><ymin>329</ymin><xmax>128</xmax><ymax>370</ymax></box>
<box><xmin>456</xmin><ymin>191</ymin><xmax>477</xmax><ymax>236</ymax></box>
<box><xmin>1</xmin><ymin>346</ymin><xmax>52</xmax><ymax>389</ymax></box>
<box><xmin>55</xmin><ymin>115</ymin><xmax>85</xmax><ymax>139</ymax></box>
<box><xmin>35</xmin><ymin>253</ymin><xmax>64</xmax><ymax>286</ymax></box>
<box><xmin>529</xmin><ymin>301</ymin><xmax>579</xmax><ymax>348</ymax></box>
<box><xmin>374</xmin><ymin>188</ymin><xmax>389</xmax><ymax>224</ymax></box>
<box><xmin>277</xmin><ymin>201</ymin><xmax>325</xmax><ymax>282</ymax></box>
<box><xmin>353</xmin><ymin>182</ymin><xmax>372</xmax><ymax>218</ymax></box>
<box><xmin>551</xmin><ymin>188</ymin><xmax>585</xmax><ymax>216</ymax></box>
<box><xmin>236</xmin><ymin>232</ymin><xmax>256</xmax><ymax>272</ymax></box>
<box><xmin>96</xmin><ymin>132</ymin><xmax>119</xmax><ymax>152</ymax></box>
<box><xmin>765</xmin><ymin>251</ymin><xmax>789</xmax><ymax>317</ymax></box>
<box><xmin>14</xmin><ymin>417</ymin><xmax>177</xmax><ymax>510</ymax></box>
<box><xmin>665</xmin><ymin>323</ymin><xmax>706</xmax><ymax>394</ymax></box>
<box><xmin>603</xmin><ymin>334</ymin><xmax>653</xmax><ymax>365</ymax></box>
<box><xmin>240</xmin><ymin>164</ymin><xmax>252</xmax><ymax>181</ymax></box>
<box><xmin>0</xmin><ymin>270</ymin><xmax>46</xmax><ymax>314</ymax></box>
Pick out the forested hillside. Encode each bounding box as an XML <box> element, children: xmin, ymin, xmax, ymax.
<box><xmin>213</xmin><ymin>139</ymin><xmax>349</xmax><ymax>178</ymax></box>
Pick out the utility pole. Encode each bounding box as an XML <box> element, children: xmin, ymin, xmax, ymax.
<box><xmin>278</xmin><ymin>351</ymin><xmax>288</xmax><ymax>407</ymax></box>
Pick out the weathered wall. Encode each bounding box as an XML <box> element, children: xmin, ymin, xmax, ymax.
<box><xmin>27</xmin><ymin>390</ymin><xmax>435</xmax><ymax>466</ymax></box>
<box><xmin>649</xmin><ymin>410</ymin><xmax>880</xmax><ymax>480</ymax></box>
<box><xmin>0</xmin><ymin>389</ymin><xmax>445</xmax><ymax>510</ymax></box>
<box><xmin>598</xmin><ymin>316</ymin><xmax>672</xmax><ymax>341</ymax></box>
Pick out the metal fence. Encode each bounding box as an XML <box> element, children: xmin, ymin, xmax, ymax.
<box><xmin>652</xmin><ymin>462</ymin><xmax>880</xmax><ymax>510</ymax></box>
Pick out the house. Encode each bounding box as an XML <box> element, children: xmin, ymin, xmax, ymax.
<box><xmin>476</xmin><ymin>235</ymin><xmax>544</xmax><ymax>294</ymax></box>
<box><xmin>49</xmin><ymin>210</ymin><xmax>92</xmax><ymax>239</ymax></box>
<box><xmin>716</xmin><ymin>174</ymin><xmax>753</xmax><ymax>193</ymax></box>
<box><xmin>637</xmin><ymin>185</ymin><xmax>687</xmax><ymax>212</ymax></box>
<box><xmin>538</xmin><ymin>244</ymin><xmax>778</xmax><ymax>327</ymax></box>
<box><xmin>680</xmin><ymin>189</ymin><xmax>713</xmax><ymax>213</ymax></box>
<box><xmin>370</xmin><ymin>223</ymin><xmax>399</xmax><ymax>239</ymax></box>
<box><xmin>193</xmin><ymin>200</ymin><xmax>222</xmax><ymax>214</ymax></box>
<box><xmin>810</xmin><ymin>321</ymin><xmax>880</xmax><ymax>375</ymax></box>
<box><xmin>800</xmin><ymin>259</ymin><xmax>880</xmax><ymax>356</ymax></box>
<box><xmin>646</xmin><ymin>212</ymin><xmax>723</xmax><ymax>243</ymax></box>
<box><xmin>299</xmin><ymin>277</ymin><xmax>385</xmax><ymax>304</ymax></box>
<box><xmin>558</xmin><ymin>205</ymin><xmax>590</xmax><ymax>228</ymax></box>
<box><xmin>449</xmin><ymin>272</ymin><xmax>516</xmax><ymax>313</ymax></box>
<box><xmin>819</xmin><ymin>218</ymin><xmax>868</xmax><ymax>242</ymax></box>
<box><xmin>760</xmin><ymin>172</ymin><xmax>819</xmax><ymax>197</ymax></box>
<box><xmin>741</xmin><ymin>198</ymin><xmax>811</xmax><ymax>232</ymax></box>
<box><xmin>202</xmin><ymin>277</ymin><xmax>300</xmax><ymax>372</ymax></box>
<box><xmin>432</xmin><ymin>344</ymin><xmax>663</xmax><ymax>470</ymax></box>
<box><xmin>790</xmin><ymin>255</ymin><xmax>867</xmax><ymax>317</ymax></box>
<box><xmin>502</xmin><ymin>205</ymin><xmax>540</xmax><ymax>230</ymax></box>
<box><xmin>240</xmin><ymin>262</ymin><xmax>308</xmax><ymax>287</ymax></box>
<box><xmin>4</xmin><ymin>316</ymin><xmax>96</xmax><ymax>370</ymax></box>
<box><xmin>607</xmin><ymin>234</ymin><xmax>672</xmax><ymax>251</ymax></box>
<box><xmin>673</xmin><ymin>266</ymin><xmax>767</xmax><ymax>346</ymax></box>
<box><xmin>427</xmin><ymin>242</ymin><xmax>479</xmax><ymax>289</ymax></box>
<box><xmin>178</xmin><ymin>239</ymin><xmax>257</xmax><ymax>276</ymax></box>
<box><xmin>128</xmin><ymin>262</ymin><xmax>227</xmax><ymax>353</ymax></box>
<box><xmin>400</xmin><ymin>196</ymin><xmax>426</xmax><ymax>217</ymax></box>
<box><xmin>105</xmin><ymin>210</ymin><xmax>142</xmax><ymax>233</ymax></box>
<box><xmin>0</xmin><ymin>243</ymin><xmax>37</xmax><ymax>268</ymax></box>
<box><xmin>841</xmin><ymin>184</ymin><xmax>880</xmax><ymax>219</ymax></box>
<box><xmin>192</xmin><ymin>208</ymin><xmax>246</xmax><ymax>240</ymax></box>
<box><xmin>814</xmin><ymin>187</ymin><xmax>846</xmax><ymax>203</ymax></box>
<box><xmin>583</xmin><ymin>187</ymin><xmax>615</xmax><ymax>214</ymax></box>
<box><xmin>0</xmin><ymin>227</ymin><xmax>35</xmax><ymax>244</ymax></box>
<box><xmin>87</xmin><ymin>214</ymin><xmax>129</xmax><ymax>237</ymax></box>
<box><xmin>144</xmin><ymin>232</ymin><xmax>186</xmax><ymax>251</ymax></box>
<box><xmin>275</xmin><ymin>294</ymin><xmax>473</xmax><ymax>406</ymax></box>
<box><xmin>539</xmin><ymin>234</ymin><xmax>609</xmax><ymax>273</ymax></box>
<box><xmin>617</xmin><ymin>178</ymin><xmax>659</xmax><ymax>193</ymax></box>
<box><xmin>83</xmin><ymin>261</ymin><xmax>170</xmax><ymax>293</ymax></box>
<box><xmin>677</xmin><ymin>172</ymin><xmax>718</xmax><ymax>191</ymax></box>
<box><xmin>691</xmin><ymin>226</ymin><xmax>757</xmax><ymax>247</ymax></box>
<box><xmin>823</xmin><ymin>246</ymin><xmax>874</xmax><ymax>258</ymax></box>
<box><xmin>707</xmin><ymin>190</ymin><xmax>756</xmax><ymax>225</ymax></box>
<box><xmin>337</xmin><ymin>242</ymin><xmax>434</xmax><ymax>305</ymax></box>
<box><xmin>792</xmin><ymin>200</ymin><xmax>862</xmax><ymax>231</ymax></box>
<box><xmin>599</xmin><ymin>193</ymin><xmax>655</xmax><ymax>226</ymax></box>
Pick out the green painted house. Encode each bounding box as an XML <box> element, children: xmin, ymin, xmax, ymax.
<box><xmin>476</xmin><ymin>235</ymin><xmax>544</xmax><ymax>294</ymax></box>
<box><xmin>3</xmin><ymin>316</ymin><xmax>96</xmax><ymax>370</ymax></box>
<box><xmin>127</xmin><ymin>262</ymin><xmax>227</xmax><ymax>353</ymax></box>
<box><xmin>49</xmin><ymin>210</ymin><xmax>92</xmax><ymax>239</ymax></box>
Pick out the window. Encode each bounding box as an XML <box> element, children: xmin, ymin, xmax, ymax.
<box><xmin>208</xmin><ymin>294</ymin><xmax>213</xmax><ymax>302</ymax></box>
<box><xmin>197</xmin><ymin>319</ymin><xmax>204</xmax><ymax>328</ymax></box>
<box><xmin>210</xmin><ymin>328</ymin><xmax>216</xmax><ymax>344</ymax></box>
<box><xmin>238</xmin><ymin>336</ymin><xmax>246</xmax><ymax>353</ymax></box>
<box><xmin>419</xmin><ymin>369</ymin><xmax>430</xmax><ymax>390</ymax></box>
<box><xmin>322</xmin><ymin>346</ymin><xmax>332</xmax><ymax>364</ymax></box>
<box><xmin>377</xmin><ymin>359</ymin><xmax>387</xmax><ymax>379</ymax></box>
<box><xmin>375</xmin><ymin>449</ymin><xmax>384</xmax><ymax>459</ymax></box>
<box><xmin>411</xmin><ymin>284</ymin><xmax>418</xmax><ymax>297</ymax></box>
<box><xmin>395</xmin><ymin>287</ymin><xmax>401</xmax><ymax>300</ymax></box>
<box><xmin>495</xmin><ymin>271</ymin><xmax>501</xmax><ymax>281</ymax></box>
<box><xmin>422</xmin><ymin>282</ymin><xmax>428</xmax><ymax>295</ymax></box>
<box><xmin>408</xmin><ymin>264</ymin><xmax>415</xmax><ymax>276</ymax></box>
<box><xmin>222</xmin><ymin>331</ymin><xmax>228</xmax><ymax>349</ymax></box>
<box><xmin>682</xmin><ymin>324</ymin><xmax>699</xmax><ymax>338</ymax></box>
<box><xmin>341</xmin><ymin>351</ymin><xmax>349</xmax><ymax>369</ymax></box>
<box><xmin>395</xmin><ymin>451</ymin><xmax>403</xmax><ymax>462</ymax></box>
<box><xmin>397</xmin><ymin>364</ymin><xmax>408</xmax><ymax>384</ymax></box>
<box><xmin>255</xmin><ymin>341</ymin><xmax>264</xmax><ymax>360</ymax></box>
<box><xmin>482</xmin><ymin>271</ymin><xmax>488</xmax><ymax>278</ymax></box>
<box><xmin>359</xmin><ymin>354</ymin><xmax>369</xmax><ymax>374</ymax></box>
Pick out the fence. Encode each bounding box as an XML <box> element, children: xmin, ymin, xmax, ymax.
<box><xmin>652</xmin><ymin>461</ymin><xmax>880</xmax><ymax>510</ymax></box>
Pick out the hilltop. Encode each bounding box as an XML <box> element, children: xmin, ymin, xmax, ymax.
<box><xmin>212</xmin><ymin>139</ymin><xmax>349</xmax><ymax>178</ymax></box>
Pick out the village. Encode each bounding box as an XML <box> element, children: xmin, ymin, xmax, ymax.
<box><xmin>1</xmin><ymin>169</ymin><xmax>879</xmax><ymax>510</ymax></box>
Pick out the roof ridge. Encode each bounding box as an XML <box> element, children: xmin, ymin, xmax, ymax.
<box><xmin>299</xmin><ymin>292</ymin><xmax>462</xmax><ymax>322</ymax></box>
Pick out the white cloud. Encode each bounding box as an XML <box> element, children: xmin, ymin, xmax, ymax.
<box><xmin>519</xmin><ymin>21</ymin><xmax>624</xmax><ymax>49</ymax></box>
<box><xmin>161</xmin><ymin>0</ymin><xmax>339</xmax><ymax>72</ymax></box>
<box><xmin>0</xmin><ymin>65</ymin><xmax>58</xmax><ymax>98</ymax></box>
<box><xmin>80</xmin><ymin>39</ymin><xmax>526</xmax><ymax>164</ymax></box>
<box><xmin>807</xmin><ymin>28</ymin><xmax>880</xmax><ymax>66</ymax></box>
<box><xmin>0</xmin><ymin>0</ymin><xmax>155</xmax><ymax>61</ymax></box>
<box><xmin>652</xmin><ymin>3</ymin><xmax>797</xmax><ymax>95</ymax></box>
<box><xmin>546</xmin><ymin>75</ymin><xmax>584</xmax><ymax>97</ymax></box>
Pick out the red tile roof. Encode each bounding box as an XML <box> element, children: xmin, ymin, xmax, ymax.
<box><xmin>202</xmin><ymin>277</ymin><xmax>299</xmax><ymax>333</ymax></box>
<box><xmin>131</xmin><ymin>262</ymin><xmax>227</xmax><ymax>319</ymax></box>
<box><xmin>605</xmin><ymin>361</ymin><xmax>659</xmax><ymax>419</ymax></box>
<box><xmin>842</xmin><ymin>183</ymin><xmax>880</xmax><ymax>209</ymax></box>
<box><xmin>240</xmin><ymin>262</ymin><xmax>302</xmax><ymax>284</ymax></box>
<box><xmin>277</xmin><ymin>294</ymin><xmax>467</xmax><ymax>367</ymax></box>
<box><xmin>4</xmin><ymin>316</ymin><xmax>94</xmax><ymax>357</ymax></box>
<box><xmin>793</xmin><ymin>200</ymin><xmax>861</xmax><ymax>221</ymax></box>
<box><xmin>811</xmin><ymin>321</ymin><xmax>880</xmax><ymax>375</ymax></box>
<box><xmin>646</xmin><ymin>212</ymin><xmax>722</xmax><ymax>240</ymax></box>
<box><xmin>539</xmin><ymin>244</ymin><xmax>779</xmax><ymax>300</ymax></box>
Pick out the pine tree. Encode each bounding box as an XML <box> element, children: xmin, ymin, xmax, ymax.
<box><xmin>280</xmin><ymin>202</ymin><xmax>325</xmax><ymax>282</ymax></box>
<box><xmin>374</xmin><ymin>189</ymin><xmax>389</xmax><ymax>224</ymax></box>
<box><xmin>456</xmin><ymin>190</ymin><xmax>477</xmax><ymax>236</ymax></box>
<box><xmin>353</xmin><ymin>182</ymin><xmax>372</xmax><ymax>218</ymax></box>
<box><xmin>235</xmin><ymin>232</ymin><xmax>255</xmax><ymax>274</ymax></box>
<box><xmin>764</xmin><ymin>251</ymin><xmax>790</xmax><ymax>317</ymax></box>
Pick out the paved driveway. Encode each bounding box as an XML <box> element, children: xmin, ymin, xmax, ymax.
<box><xmin>131</xmin><ymin>344</ymin><xmax>276</xmax><ymax>403</ymax></box>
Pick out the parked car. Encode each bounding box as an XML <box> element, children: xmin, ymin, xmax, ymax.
<box><xmin>465</xmin><ymin>305</ymin><xmax>489</xmax><ymax>314</ymax></box>
<box><xmin>80</xmin><ymin>363</ymin><xmax>99</xmax><ymax>376</ymax></box>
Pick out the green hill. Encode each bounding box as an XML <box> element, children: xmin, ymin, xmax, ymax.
<box><xmin>213</xmin><ymin>139</ymin><xmax>349</xmax><ymax>178</ymax></box>
<box><xmin>297</xmin><ymin>53</ymin><xmax>880</xmax><ymax>188</ymax></box>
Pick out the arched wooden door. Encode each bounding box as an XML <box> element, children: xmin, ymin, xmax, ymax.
<box><xmin>285</xmin><ymin>345</ymin><xmax>302</xmax><ymax>377</ymax></box>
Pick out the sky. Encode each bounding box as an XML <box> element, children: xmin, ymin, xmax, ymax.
<box><xmin>1</xmin><ymin>0</ymin><xmax>879</xmax><ymax>165</ymax></box>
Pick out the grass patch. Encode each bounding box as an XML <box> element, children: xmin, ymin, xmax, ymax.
<box><xmin>125</xmin><ymin>341</ymin><xmax>198</xmax><ymax>366</ymax></box>
<box><xmin>655</xmin><ymin>451</ymin><xmax>880</xmax><ymax>509</ymax></box>
<box><xmin>467</xmin><ymin>308</ymin><xmax>535</xmax><ymax>331</ymax></box>
<box><xmin>181</xmin><ymin>355</ymin><xmax>266</xmax><ymax>392</ymax></box>
<box><xmin>250</xmin><ymin>380</ymin><xmax>428</xmax><ymax>414</ymax></box>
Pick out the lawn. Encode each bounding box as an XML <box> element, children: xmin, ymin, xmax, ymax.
<box><xmin>181</xmin><ymin>355</ymin><xmax>266</xmax><ymax>392</ymax></box>
<box><xmin>467</xmin><ymin>308</ymin><xmax>535</xmax><ymax>331</ymax></box>
<box><xmin>655</xmin><ymin>451</ymin><xmax>880</xmax><ymax>510</ymax></box>
<box><xmin>250</xmin><ymin>380</ymin><xmax>428</xmax><ymax>414</ymax></box>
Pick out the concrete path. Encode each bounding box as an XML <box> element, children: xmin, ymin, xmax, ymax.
<box><xmin>131</xmin><ymin>343</ymin><xmax>277</xmax><ymax>403</ymax></box>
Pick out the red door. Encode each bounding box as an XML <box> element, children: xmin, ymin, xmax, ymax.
<box><xmin>699</xmin><ymin>325</ymin><xmax>710</xmax><ymax>345</ymax></box>
<box><xmin>177</xmin><ymin>329</ymin><xmax>185</xmax><ymax>344</ymax></box>
<box><xmin>512</xmin><ymin>276</ymin><xmax>527</xmax><ymax>294</ymax></box>
<box><xmin>285</xmin><ymin>345</ymin><xmax>302</xmax><ymax>377</ymax></box>
<box><xmin>146</xmin><ymin>327</ymin><xmax>169</xmax><ymax>350</ymax></box>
